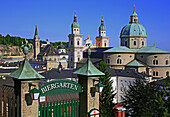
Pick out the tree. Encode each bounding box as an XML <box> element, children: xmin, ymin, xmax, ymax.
<box><xmin>97</xmin><ymin>61</ymin><xmax>116</xmax><ymax>117</ymax></box>
<box><xmin>122</xmin><ymin>78</ymin><xmax>170</xmax><ymax>117</ymax></box>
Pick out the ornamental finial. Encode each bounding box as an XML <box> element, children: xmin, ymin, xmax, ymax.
<box><xmin>88</xmin><ymin>35</ymin><xmax>89</xmax><ymax>39</ymax></box>
<box><xmin>87</xmin><ymin>46</ymin><xmax>91</xmax><ymax>58</ymax></box>
<box><xmin>21</xmin><ymin>38</ymin><xmax>31</xmax><ymax>56</ymax></box>
<box><xmin>134</xmin><ymin>4</ymin><xmax>135</xmax><ymax>11</ymax></box>
<box><xmin>74</xmin><ymin>10</ymin><xmax>76</xmax><ymax>15</ymax></box>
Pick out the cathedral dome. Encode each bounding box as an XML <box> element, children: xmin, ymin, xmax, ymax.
<box><xmin>120</xmin><ymin>6</ymin><xmax>147</xmax><ymax>38</ymax></box>
<box><xmin>120</xmin><ymin>23</ymin><xmax>147</xmax><ymax>38</ymax></box>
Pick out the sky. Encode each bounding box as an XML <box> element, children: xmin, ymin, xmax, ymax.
<box><xmin>0</xmin><ymin>0</ymin><xmax>170</xmax><ymax>51</ymax></box>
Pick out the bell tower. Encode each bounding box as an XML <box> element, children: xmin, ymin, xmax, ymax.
<box><xmin>34</xmin><ymin>25</ymin><xmax>40</xmax><ymax>59</ymax></box>
<box><xmin>68</xmin><ymin>11</ymin><xmax>83</xmax><ymax>68</ymax></box>
<box><xmin>96</xmin><ymin>17</ymin><xmax>109</xmax><ymax>47</ymax></box>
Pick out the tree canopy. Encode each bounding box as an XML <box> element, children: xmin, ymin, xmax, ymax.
<box><xmin>122</xmin><ymin>78</ymin><xmax>170</xmax><ymax>117</ymax></box>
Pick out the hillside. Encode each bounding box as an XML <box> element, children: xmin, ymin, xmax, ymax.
<box><xmin>0</xmin><ymin>34</ymin><xmax>69</xmax><ymax>57</ymax></box>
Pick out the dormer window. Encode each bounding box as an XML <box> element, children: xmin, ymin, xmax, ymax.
<box><xmin>117</xmin><ymin>59</ymin><xmax>122</xmax><ymax>64</ymax></box>
<box><xmin>153</xmin><ymin>60</ymin><xmax>158</xmax><ymax>65</ymax></box>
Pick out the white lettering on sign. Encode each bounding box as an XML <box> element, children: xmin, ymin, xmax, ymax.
<box><xmin>41</xmin><ymin>82</ymin><xmax>79</xmax><ymax>94</ymax></box>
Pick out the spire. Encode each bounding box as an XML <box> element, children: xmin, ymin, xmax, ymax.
<box><xmin>73</xmin><ymin>10</ymin><xmax>77</xmax><ymax>22</ymax></box>
<box><xmin>99</xmin><ymin>16</ymin><xmax>106</xmax><ymax>31</ymax></box>
<box><xmin>131</xmin><ymin>5</ymin><xmax>138</xmax><ymax>16</ymax></box>
<box><xmin>34</xmin><ymin>25</ymin><xmax>38</xmax><ymax>36</ymax></box>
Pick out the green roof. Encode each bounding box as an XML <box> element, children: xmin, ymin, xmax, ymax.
<box><xmin>104</xmin><ymin>46</ymin><xmax>134</xmax><ymax>53</ymax></box>
<box><xmin>104</xmin><ymin>46</ymin><xmax>170</xmax><ymax>54</ymax></box>
<box><xmin>9</xmin><ymin>58</ymin><xmax>45</xmax><ymax>80</ymax></box>
<box><xmin>71</xmin><ymin>14</ymin><xmax>79</xmax><ymax>28</ymax></box>
<box><xmin>120</xmin><ymin>23</ymin><xmax>147</xmax><ymax>37</ymax></box>
<box><xmin>137</xmin><ymin>46</ymin><xmax>169</xmax><ymax>53</ymax></box>
<box><xmin>99</xmin><ymin>18</ymin><xmax>106</xmax><ymax>31</ymax></box>
<box><xmin>74</xmin><ymin>47</ymin><xmax>105</xmax><ymax>76</ymax></box>
<box><xmin>126</xmin><ymin>59</ymin><xmax>145</xmax><ymax>67</ymax></box>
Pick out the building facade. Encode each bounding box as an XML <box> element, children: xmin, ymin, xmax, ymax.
<box><xmin>103</xmin><ymin>7</ymin><xmax>170</xmax><ymax>78</ymax></box>
<box><xmin>68</xmin><ymin>13</ymin><xmax>83</xmax><ymax>68</ymax></box>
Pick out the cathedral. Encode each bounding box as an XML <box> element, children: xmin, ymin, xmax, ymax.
<box><xmin>67</xmin><ymin>7</ymin><xmax>170</xmax><ymax>78</ymax></box>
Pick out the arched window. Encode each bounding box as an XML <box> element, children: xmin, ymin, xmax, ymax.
<box><xmin>71</xmin><ymin>41</ymin><xmax>73</xmax><ymax>45</ymax></box>
<box><xmin>125</xmin><ymin>41</ymin><xmax>128</xmax><ymax>46</ymax></box>
<box><xmin>77</xmin><ymin>41</ymin><xmax>79</xmax><ymax>45</ymax></box>
<box><xmin>166</xmin><ymin>60</ymin><xmax>168</xmax><ymax>65</ymax></box>
<box><xmin>78</xmin><ymin>58</ymin><xmax>80</xmax><ymax>61</ymax></box>
<box><xmin>49</xmin><ymin>58</ymin><xmax>52</xmax><ymax>61</ymax></box>
<box><xmin>77</xmin><ymin>29</ymin><xmax>79</xmax><ymax>31</ymax></box>
<box><xmin>71</xmin><ymin>57</ymin><xmax>72</xmax><ymax>61</ymax></box>
<box><xmin>153</xmin><ymin>60</ymin><xmax>158</xmax><ymax>65</ymax></box>
<box><xmin>134</xmin><ymin>41</ymin><xmax>136</xmax><ymax>46</ymax></box>
<box><xmin>104</xmin><ymin>43</ymin><xmax>106</xmax><ymax>47</ymax></box>
<box><xmin>117</xmin><ymin>59</ymin><xmax>122</xmax><ymax>64</ymax></box>
<box><xmin>142</xmin><ymin>41</ymin><xmax>144</xmax><ymax>46</ymax></box>
<box><xmin>98</xmin><ymin>43</ymin><xmax>100</xmax><ymax>47</ymax></box>
<box><xmin>106</xmin><ymin>59</ymin><xmax>110</xmax><ymax>64</ymax></box>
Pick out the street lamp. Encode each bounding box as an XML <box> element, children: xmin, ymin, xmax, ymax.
<box><xmin>28</xmin><ymin>83</ymin><xmax>41</xmax><ymax>100</ymax></box>
<box><xmin>93</xmin><ymin>79</ymin><xmax>105</xmax><ymax>93</ymax></box>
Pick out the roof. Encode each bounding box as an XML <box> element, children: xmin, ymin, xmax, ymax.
<box><xmin>74</xmin><ymin>58</ymin><xmax>105</xmax><ymax>76</ymax></box>
<box><xmin>99</xmin><ymin>18</ymin><xmax>106</xmax><ymax>31</ymax></box>
<box><xmin>41</xmin><ymin>69</ymin><xmax>77</xmax><ymax>79</ymax></box>
<box><xmin>120</xmin><ymin>23</ymin><xmax>147</xmax><ymax>37</ymax></box>
<box><xmin>104</xmin><ymin>46</ymin><xmax>170</xmax><ymax>54</ymax></box>
<box><xmin>74</xmin><ymin>48</ymin><xmax>105</xmax><ymax>76</ymax></box>
<box><xmin>8</xmin><ymin>58</ymin><xmax>45</xmax><ymax>80</ymax></box>
<box><xmin>71</xmin><ymin>15</ymin><xmax>79</xmax><ymax>28</ymax></box>
<box><xmin>126</xmin><ymin>59</ymin><xmax>145</xmax><ymax>67</ymax></box>
<box><xmin>109</xmin><ymin>69</ymin><xmax>146</xmax><ymax>78</ymax></box>
<box><xmin>38</xmin><ymin>44</ymin><xmax>59</xmax><ymax>56</ymax></box>
<box><xmin>58</xmin><ymin>44</ymin><xmax>65</xmax><ymax>49</ymax></box>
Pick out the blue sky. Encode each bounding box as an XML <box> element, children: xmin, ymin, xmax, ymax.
<box><xmin>0</xmin><ymin>0</ymin><xmax>170</xmax><ymax>51</ymax></box>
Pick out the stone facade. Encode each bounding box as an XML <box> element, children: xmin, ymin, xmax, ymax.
<box><xmin>79</xmin><ymin>75</ymin><xmax>100</xmax><ymax>117</ymax></box>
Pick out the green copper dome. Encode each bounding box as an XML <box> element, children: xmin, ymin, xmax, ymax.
<box><xmin>120</xmin><ymin>23</ymin><xmax>147</xmax><ymax>37</ymax></box>
<box><xmin>71</xmin><ymin>14</ymin><xmax>79</xmax><ymax>28</ymax></box>
<box><xmin>99</xmin><ymin>18</ymin><xmax>106</xmax><ymax>31</ymax></box>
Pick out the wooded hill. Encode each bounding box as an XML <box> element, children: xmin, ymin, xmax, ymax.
<box><xmin>0</xmin><ymin>34</ymin><xmax>69</xmax><ymax>51</ymax></box>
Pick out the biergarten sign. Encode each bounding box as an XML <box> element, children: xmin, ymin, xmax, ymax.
<box><xmin>39</xmin><ymin>80</ymin><xmax>82</xmax><ymax>95</ymax></box>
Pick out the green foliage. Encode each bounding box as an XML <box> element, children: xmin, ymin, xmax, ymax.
<box><xmin>122</xmin><ymin>78</ymin><xmax>170</xmax><ymax>117</ymax></box>
<box><xmin>97</xmin><ymin>61</ymin><xmax>116</xmax><ymax>117</ymax></box>
<box><xmin>0</xmin><ymin>34</ymin><xmax>69</xmax><ymax>52</ymax></box>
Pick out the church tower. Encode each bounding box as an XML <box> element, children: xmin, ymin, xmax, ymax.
<box><xmin>96</xmin><ymin>17</ymin><xmax>109</xmax><ymax>47</ymax></box>
<box><xmin>68</xmin><ymin>12</ymin><xmax>83</xmax><ymax>68</ymax></box>
<box><xmin>120</xmin><ymin>5</ymin><xmax>147</xmax><ymax>48</ymax></box>
<box><xmin>34</xmin><ymin>25</ymin><xmax>40</xmax><ymax>59</ymax></box>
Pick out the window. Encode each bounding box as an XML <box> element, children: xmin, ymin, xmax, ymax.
<box><xmin>142</xmin><ymin>41</ymin><xmax>144</xmax><ymax>46</ymax></box>
<box><xmin>141</xmin><ymin>56</ymin><xmax>143</xmax><ymax>58</ymax></box>
<box><xmin>117</xmin><ymin>59</ymin><xmax>122</xmax><ymax>64</ymax></box>
<box><xmin>71</xmin><ymin>57</ymin><xmax>72</xmax><ymax>61</ymax></box>
<box><xmin>77</xmin><ymin>41</ymin><xmax>79</xmax><ymax>45</ymax></box>
<box><xmin>118</xmin><ymin>55</ymin><xmax>121</xmax><ymax>57</ymax></box>
<box><xmin>106</xmin><ymin>59</ymin><xmax>110</xmax><ymax>64</ymax></box>
<box><xmin>154</xmin><ymin>56</ymin><xmax>157</xmax><ymax>58</ymax></box>
<box><xmin>125</xmin><ymin>41</ymin><xmax>128</xmax><ymax>46</ymax></box>
<box><xmin>54</xmin><ymin>58</ymin><xmax>56</xmax><ymax>61</ymax></box>
<box><xmin>71</xmin><ymin>41</ymin><xmax>73</xmax><ymax>45</ymax></box>
<box><xmin>78</xmin><ymin>58</ymin><xmax>80</xmax><ymax>61</ymax></box>
<box><xmin>153</xmin><ymin>71</ymin><xmax>159</xmax><ymax>76</ymax></box>
<box><xmin>134</xmin><ymin>41</ymin><xmax>136</xmax><ymax>46</ymax></box>
<box><xmin>74</xmin><ymin>29</ymin><xmax>76</xmax><ymax>31</ymax></box>
<box><xmin>49</xmin><ymin>58</ymin><xmax>52</xmax><ymax>61</ymax></box>
<box><xmin>77</xmin><ymin>29</ymin><xmax>79</xmax><ymax>31</ymax></box>
<box><xmin>166</xmin><ymin>60</ymin><xmax>168</xmax><ymax>65</ymax></box>
<box><xmin>153</xmin><ymin>60</ymin><xmax>158</xmax><ymax>65</ymax></box>
<box><xmin>104</xmin><ymin>43</ymin><xmax>106</xmax><ymax>47</ymax></box>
